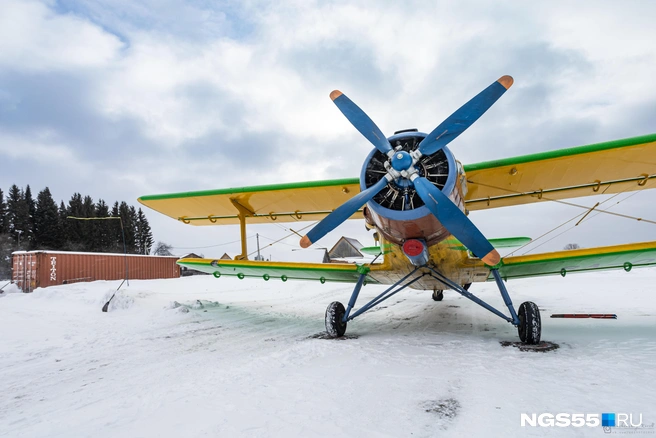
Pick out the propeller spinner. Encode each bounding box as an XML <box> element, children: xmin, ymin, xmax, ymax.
<box><xmin>300</xmin><ymin>76</ymin><xmax>514</xmax><ymax>266</ymax></box>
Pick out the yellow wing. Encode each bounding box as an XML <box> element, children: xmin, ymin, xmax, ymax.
<box><xmin>138</xmin><ymin>178</ymin><xmax>361</xmax><ymax>226</ymax></box>
<box><xmin>139</xmin><ymin>134</ymin><xmax>656</xmax><ymax>225</ymax></box>
<box><xmin>464</xmin><ymin>133</ymin><xmax>656</xmax><ymax>210</ymax></box>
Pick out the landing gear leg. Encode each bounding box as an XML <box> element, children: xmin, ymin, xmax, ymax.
<box><xmin>426</xmin><ymin>267</ymin><xmax>542</xmax><ymax>345</ymax></box>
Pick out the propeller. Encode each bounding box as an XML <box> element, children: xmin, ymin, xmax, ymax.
<box><xmin>412</xmin><ymin>176</ymin><xmax>499</xmax><ymax>265</ymax></box>
<box><xmin>300</xmin><ymin>76</ymin><xmax>512</xmax><ymax>266</ymax></box>
<box><xmin>330</xmin><ymin>90</ymin><xmax>393</xmax><ymax>155</ymax></box>
<box><xmin>418</xmin><ymin>75</ymin><xmax>513</xmax><ymax>156</ymax></box>
<box><xmin>299</xmin><ymin>176</ymin><xmax>390</xmax><ymax>248</ymax></box>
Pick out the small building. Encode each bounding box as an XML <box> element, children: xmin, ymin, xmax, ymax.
<box><xmin>219</xmin><ymin>253</ymin><xmax>232</xmax><ymax>260</ymax></box>
<box><xmin>329</xmin><ymin>237</ymin><xmax>364</xmax><ymax>259</ymax></box>
<box><xmin>178</xmin><ymin>253</ymin><xmax>209</xmax><ymax>276</ymax></box>
<box><xmin>12</xmin><ymin>250</ymin><xmax>180</xmax><ymax>292</ymax></box>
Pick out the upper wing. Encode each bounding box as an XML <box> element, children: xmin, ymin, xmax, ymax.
<box><xmin>464</xmin><ymin>133</ymin><xmax>656</xmax><ymax>211</ymax></box>
<box><xmin>493</xmin><ymin>241</ymin><xmax>656</xmax><ymax>280</ymax></box>
<box><xmin>139</xmin><ymin>134</ymin><xmax>656</xmax><ymax>225</ymax></box>
<box><xmin>138</xmin><ymin>178</ymin><xmax>360</xmax><ymax>226</ymax></box>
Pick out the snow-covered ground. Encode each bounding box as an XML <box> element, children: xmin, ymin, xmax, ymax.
<box><xmin>1</xmin><ymin>270</ymin><xmax>655</xmax><ymax>437</ymax></box>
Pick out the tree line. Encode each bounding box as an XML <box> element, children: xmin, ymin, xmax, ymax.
<box><xmin>0</xmin><ymin>184</ymin><xmax>155</xmax><ymax>278</ymax></box>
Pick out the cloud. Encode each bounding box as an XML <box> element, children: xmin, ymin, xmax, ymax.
<box><xmin>2</xmin><ymin>0</ymin><xmax>656</xmax><ymax>256</ymax></box>
<box><xmin>0</xmin><ymin>0</ymin><xmax>123</xmax><ymax>72</ymax></box>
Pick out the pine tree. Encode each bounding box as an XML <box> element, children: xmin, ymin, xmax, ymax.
<box><xmin>129</xmin><ymin>206</ymin><xmax>138</xmax><ymax>254</ymax></box>
<box><xmin>80</xmin><ymin>195</ymin><xmax>96</xmax><ymax>251</ymax></box>
<box><xmin>34</xmin><ymin>187</ymin><xmax>61</xmax><ymax>249</ymax></box>
<box><xmin>118</xmin><ymin>202</ymin><xmax>136</xmax><ymax>253</ymax></box>
<box><xmin>6</xmin><ymin>185</ymin><xmax>30</xmax><ymax>249</ymax></box>
<box><xmin>135</xmin><ymin>208</ymin><xmax>154</xmax><ymax>255</ymax></box>
<box><xmin>63</xmin><ymin>193</ymin><xmax>84</xmax><ymax>251</ymax></box>
<box><xmin>58</xmin><ymin>201</ymin><xmax>68</xmax><ymax>250</ymax></box>
<box><xmin>95</xmin><ymin>199</ymin><xmax>112</xmax><ymax>252</ymax></box>
<box><xmin>24</xmin><ymin>185</ymin><xmax>36</xmax><ymax>249</ymax></box>
<box><xmin>0</xmin><ymin>233</ymin><xmax>17</xmax><ymax>279</ymax></box>
<box><xmin>0</xmin><ymin>188</ymin><xmax>11</xmax><ymax>278</ymax></box>
<box><xmin>0</xmin><ymin>188</ymin><xmax>6</xmax><ymax>233</ymax></box>
<box><xmin>110</xmin><ymin>201</ymin><xmax>123</xmax><ymax>253</ymax></box>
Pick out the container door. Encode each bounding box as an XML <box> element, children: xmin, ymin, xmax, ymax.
<box><xmin>12</xmin><ymin>254</ymin><xmax>25</xmax><ymax>292</ymax></box>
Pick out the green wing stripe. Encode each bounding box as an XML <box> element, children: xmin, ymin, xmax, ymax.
<box><xmin>493</xmin><ymin>241</ymin><xmax>656</xmax><ymax>280</ymax></box>
<box><xmin>140</xmin><ymin>178</ymin><xmax>360</xmax><ymax>201</ymax></box>
<box><xmin>465</xmin><ymin>133</ymin><xmax>656</xmax><ymax>172</ymax></box>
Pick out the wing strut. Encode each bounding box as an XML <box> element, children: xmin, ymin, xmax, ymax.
<box><xmin>230</xmin><ymin>199</ymin><xmax>255</xmax><ymax>260</ymax></box>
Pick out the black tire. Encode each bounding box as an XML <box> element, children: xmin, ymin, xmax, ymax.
<box><xmin>462</xmin><ymin>283</ymin><xmax>472</xmax><ymax>291</ymax></box>
<box><xmin>518</xmin><ymin>301</ymin><xmax>541</xmax><ymax>344</ymax></box>
<box><xmin>432</xmin><ymin>290</ymin><xmax>444</xmax><ymax>301</ymax></box>
<box><xmin>325</xmin><ymin>301</ymin><xmax>347</xmax><ymax>338</ymax></box>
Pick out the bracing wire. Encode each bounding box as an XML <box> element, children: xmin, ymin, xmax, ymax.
<box><xmin>485</xmin><ymin>181</ymin><xmax>655</xmax><ymax>257</ymax></box>
<box><xmin>171</xmin><ymin>235</ymin><xmax>256</xmax><ymax>250</ymax></box>
<box><xmin>247</xmin><ymin>222</ymin><xmax>317</xmax><ymax>257</ymax></box>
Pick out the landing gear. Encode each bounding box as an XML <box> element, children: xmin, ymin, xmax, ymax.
<box><xmin>323</xmin><ymin>266</ymin><xmax>542</xmax><ymax>346</ymax></box>
<box><xmin>517</xmin><ymin>301</ymin><xmax>541</xmax><ymax>344</ymax></box>
<box><xmin>325</xmin><ymin>301</ymin><xmax>347</xmax><ymax>338</ymax></box>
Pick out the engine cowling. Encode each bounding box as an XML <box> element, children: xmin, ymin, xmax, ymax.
<box><xmin>361</xmin><ymin>130</ymin><xmax>466</xmax><ymax>246</ymax></box>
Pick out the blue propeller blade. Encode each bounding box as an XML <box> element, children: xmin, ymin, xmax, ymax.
<box><xmin>301</xmin><ymin>176</ymin><xmax>390</xmax><ymax>248</ymax></box>
<box><xmin>330</xmin><ymin>90</ymin><xmax>393</xmax><ymax>155</ymax></box>
<box><xmin>418</xmin><ymin>76</ymin><xmax>513</xmax><ymax>156</ymax></box>
<box><xmin>413</xmin><ymin>177</ymin><xmax>500</xmax><ymax>265</ymax></box>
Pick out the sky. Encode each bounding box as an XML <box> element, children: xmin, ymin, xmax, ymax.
<box><xmin>1</xmin><ymin>0</ymin><xmax>656</xmax><ymax>260</ymax></box>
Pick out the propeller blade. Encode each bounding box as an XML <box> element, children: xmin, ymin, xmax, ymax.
<box><xmin>330</xmin><ymin>90</ymin><xmax>393</xmax><ymax>155</ymax></box>
<box><xmin>418</xmin><ymin>75</ymin><xmax>513</xmax><ymax>156</ymax></box>
<box><xmin>300</xmin><ymin>176</ymin><xmax>390</xmax><ymax>248</ymax></box>
<box><xmin>413</xmin><ymin>177</ymin><xmax>500</xmax><ymax>265</ymax></box>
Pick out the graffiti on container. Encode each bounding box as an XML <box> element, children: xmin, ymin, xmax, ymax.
<box><xmin>50</xmin><ymin>257</ymin><xmax>57</xmax><ymax>282</ymax></box>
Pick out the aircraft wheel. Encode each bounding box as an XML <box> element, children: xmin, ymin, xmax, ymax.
<box><xmin>325</xmin><ymin>301</ymin><xmax>347</xmax><ymax>338</ymax></box>
<box><xmin>518</xmin><ymin>301</ymin><xmax>541</xmax><ymax>344</ymax></box>
<box><xmin>463</xmin><ymin>283</ymin><xmax>472</xmax><ymax>291</ymax></box>
<box><xmin>432</xmin><ymin>290</ymin><xmax>444</xmax><ymax>301</ymax></box>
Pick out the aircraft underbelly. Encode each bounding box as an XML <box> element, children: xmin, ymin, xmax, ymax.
<box><xmin>368</xmin><ymin>242</ymin><xmax>490</xmax><ymax>290</ymax></box>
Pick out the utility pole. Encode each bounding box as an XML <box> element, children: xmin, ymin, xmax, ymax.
<box><xmin>256</xmin><ymin>233</ymin><xmax>262</xmax><ymax>261</ymax></box>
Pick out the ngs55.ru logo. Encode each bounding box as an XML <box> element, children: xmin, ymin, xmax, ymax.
<box><xmin>520</xmin><ymin>413</ymin><xmax>645</xmax><ymax>428</ymax></box>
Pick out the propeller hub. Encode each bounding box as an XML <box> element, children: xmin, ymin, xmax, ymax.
<box><xmin>391</xmin><ymin>150</ymin><xmax>412</xmax><ymax>172</ymax></box>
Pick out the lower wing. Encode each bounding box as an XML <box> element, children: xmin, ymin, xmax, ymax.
<box><xmin>495</xmin><ymin>241</ymin><xmax>656</xmax><ymax>280</ymax></box>
<box><xmin>178</xmin><ymin>258</ymin><xmax>382</xmax><ymax>284</ymax></box>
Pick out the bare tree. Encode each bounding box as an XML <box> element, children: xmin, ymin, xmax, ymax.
<box><xmin>563</xmin><ymin>243</ymin><xmax>580</xmax><ymax>250</ymax></box>
<box><xmin>153</xmin><ymin>241</ymin><xmax>174</xmax><ymax>256</ymax></box>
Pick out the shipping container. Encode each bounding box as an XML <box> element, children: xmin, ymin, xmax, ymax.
<box><xmin>11</xmin><ymin>251</ymin><xmax>180</xmax><ymax>292</ymax></box>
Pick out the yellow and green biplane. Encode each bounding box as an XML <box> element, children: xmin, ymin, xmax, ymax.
<box><xmin>139</xmin><ymin>75</ymin><xmax>656</xmax><ymax>345</ymax></box>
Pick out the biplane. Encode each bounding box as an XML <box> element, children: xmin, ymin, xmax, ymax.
<box><xmin>139</xmin><ymin>75</ymin><xmax>656</xmax><ymax>344</ymax></box>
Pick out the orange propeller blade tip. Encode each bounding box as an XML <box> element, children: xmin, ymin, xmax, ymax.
<box><xmin>300</xmin><ymin>235</ymin><xmax>312</xmax><ymax>248</ymax></box>
<box><xmin>482</xmin><ymin>249</ymin><xmax>501</xmax><ymax>266</ymax></box>
<box><xmin>330</xmin><ymin>90</ymin><xmax>343</xmax><ymax>101</ymax></box>
<box><xmin>497</xmin><ymin>75</ymin><xmax>514</xmax><ymax>90</ymax></box>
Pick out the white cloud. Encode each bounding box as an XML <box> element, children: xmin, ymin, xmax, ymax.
<box><xmin>0</xmin><ymin>128</ymin><xmax>78</xmax><ymax>163</ymax></box>
<box><xmin>0</xmin><ymin>0</ymin><xmax>124</xmax><ymax>72</ymax></box>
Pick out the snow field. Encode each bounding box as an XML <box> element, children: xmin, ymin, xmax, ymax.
<box><xmin>1</xmin><ymin>270</ymin><xmax>655</xmax><ymax>437</ymax></box>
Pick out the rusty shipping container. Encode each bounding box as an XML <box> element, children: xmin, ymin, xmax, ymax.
<box><xmin>12</xmin><ymin>251</ymin><xmax>180</xmax><ymax>292</ymax></box>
